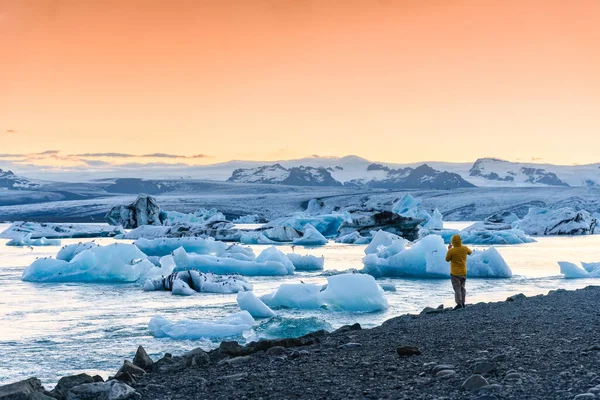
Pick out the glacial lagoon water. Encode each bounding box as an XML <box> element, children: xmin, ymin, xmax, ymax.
<box><xmin>0</xmin><ymin>222</ymin><xmax>599</xmax><ymax>386</ymax></box>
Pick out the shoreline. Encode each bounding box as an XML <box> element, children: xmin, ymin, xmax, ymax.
<box><xmin>3</xmin><ymin>285</ymin><xmax>600</xmax><ymax>399</ymax></box>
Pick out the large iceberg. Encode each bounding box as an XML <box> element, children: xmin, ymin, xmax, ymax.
<box><xmin>515</xmin><ymin>207</ymin><xmax>598</xmax><ymax>236</ymax></box>
<box><xmin>364</xmin><ymin>230</ymin><xmax>402</xmax><ymax>255</ymax></box>
<box><xmin>143</xmin><ymin>270</ymin><xmax>253</xmax><ymax>294</ymax></box>
<box><xmin>362</xmin><ymin>235</ymin><xmax>512</xmax><ymax>278</ymax></box>
<box><xmin>0</xmin><ymin>222</ymin><xmax>124</xmax><ymax>239</ymax></box>
<box><xmin>320</xmin><ymin>273</ymin><xmax>388</xmax><ymax>312</ymax></box>
<box><xmin>261</xmin><ymin>274</ymin><xmax>388</xmax><ymax>312</ymax></box>
<box><xmin>22</xmin><ymin>243</ymin><xmax>164</xmax><ymax>283</ymax></box>
<box><xmin>172</xmin><ymin>246</ymin><xmax>295</xmax><ymax>276</ymax></box>
<box><xmin>261</xmin><ymin>284</ymin><xmax>325</xmax><ymax>309</ymax></box>
<box><xmin>292</xmin><ymin>224</ymin><xmax>328</xmax><ymax>246</ymax></box>
<box><xmin>558</xmin><ymin>261</ymin><xmax>600</xmax><ymax>278</ymax></box>
<box><xmin>237</xmin><ymin>291</ymin><xmax>276</xmax><ymax>318</ymax></box>
<box><xmin>5</xmin><ymin>234</ymin><xmax>61</xmax><ymax>247</ymax></box>
<box><xmin>148</xmin><ymin>311</ymin><xmax>255</xmax><ymax>340</ymax></box>
<box><xmin>239</xmin><ymin>232</ymin><xmax>278</xmax><ymax>245</ymax></box>
<box><xmin>232</xmin><ymin>214</ymin><xmax>261</xmax><ymax>224</ymax></box>
<box><xmin>286</xmin><ymin>253</ymin><xmax>325</xmax><ymax>271</ymax></box>
<box><xmin>105</xmin><ymin>194</ymin><xmax>165</xmax><ymax>228</ymax></box>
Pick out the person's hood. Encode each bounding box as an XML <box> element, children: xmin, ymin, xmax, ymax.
<box><xmin>451</xmin><ymin>234</ymin><xmax>463</xmax><ymax>247</ymax></box>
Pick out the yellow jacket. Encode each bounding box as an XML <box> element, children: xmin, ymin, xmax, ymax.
<box><xmin>445</xmin><ymin>235</ymin><xmax>472</xmax><ymax>276</ymax></box>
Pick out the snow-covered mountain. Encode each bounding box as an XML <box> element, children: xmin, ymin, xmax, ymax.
<box><xmin>466</xmin><ymin>158</ymin><xmax>600</xmax><ymax>187</ymax></box>
<box><xmin>227</xmin><ymin>162</ymin><xmax>473</xmax><ymax>189</ymax></box>
<box><xmin>228</xmin><ymin>164</ymin><xmax>342</xmax><ymax>186</ymax></box>
<box><xmin>0</xmin><ymin>168</ymin><xmax>39</xmax><ymax>190</ymax></box>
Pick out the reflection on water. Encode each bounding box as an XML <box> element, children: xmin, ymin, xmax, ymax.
<box><xmin>0</xmin><ymin>222</ymin><xmax>598</xmax><ymax>386</ymax></box>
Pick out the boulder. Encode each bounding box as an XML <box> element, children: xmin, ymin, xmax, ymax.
<box><xmin>462</xmin><ymin>375</ymin><xmax>489</xmax><ymax>391</ymax></box>
<box><xmin>396</xmin><ymin>346</ymin><xmax>421</xmax><ymax>357</ymax></box>
<box><xmin>0</xmin><ymin>378</ymin><xmax>45</xmax><ymax>400</ymax></box>
<box><xmin>105</xmin><ymin>194</ymin><xmax>165</xmax><ymax>228</ymax></box>
<box><xmin>66</xmin><ymin>381</ymin><xmax>137</xmax><ymax>400</ymax></box>
<box><xmin>117</xmin><ymin>360</ymin><xmax>146</xmax><ymax>377</ymax></box>
<box><xmin>52</xmin><ymin>374</ymin><xmax>94</xmax><ymax>399</ymax></box>
<box><xmin>473</xmin><ymin>361</ymin><xmax>496</xmax><ymax>375</ymax></box>
<box><xmin>132</xmin><ymin>346</ymin><xmax>153</xmax><ymax>371</ymax></box>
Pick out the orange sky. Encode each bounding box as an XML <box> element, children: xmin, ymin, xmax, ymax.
<box><xmin>1</xmin><ymin>0</ymin><xmax>599</xmax><ymax>167</ymax></box>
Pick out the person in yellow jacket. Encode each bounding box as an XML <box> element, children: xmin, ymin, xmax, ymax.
<box><xmin>445</xmin><ymin>234</ymin><xmax>472</xmax><ymax>309</ymax></box>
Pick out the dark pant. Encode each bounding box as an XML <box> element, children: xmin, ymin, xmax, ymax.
<box><xmin>451</xmin><ymin>274</ymin><xmax>466</xmax><ymax>306</ymax></box>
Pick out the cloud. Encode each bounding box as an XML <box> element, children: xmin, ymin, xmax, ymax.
<box><xmin>76</xmin><ymin>152</ymin><xmax>136</xmax><ymax>158</ymax></box>
<box><xmin>191</xmin><ymin>154</ymin><xmax>210</xmax><ymax>158</ymax></box>
<box><xmin>5</xmin><ymin>129</ymin><xmax>17</xmax><ymax>133</ymax></box>
<box><xmin>141</xmin><ymin>153</ymin><xmax>183</xmax><ymax>158</ymax></box>
<box><xmin>82</xmin><ymin>160</ymin><xmax>112</xmax><ymax>166</ymax></box>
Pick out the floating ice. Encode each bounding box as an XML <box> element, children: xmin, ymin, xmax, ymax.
<box><xmin>335</xmin><ymin>232</ymin><xmax>371</xmax><ymax>244</ymax></box>
<box><xmin>56</xmin><ymin>242</ymin><xmax>100</xmax><ymax>262</ymax></box>
<box><xmin>261</xmin><ymin>274</ymin><xmax>388</xmax><ymax>312</ymax></box>
<box><xmin>362</xmin><ymin>235</ymin><xmax>512</xmax><ymax>278</ymax></box>
<box><xmin>233</xmin><ymin>214</ymin><xmax>261</xmax><ymax>224</ymax></box>
<box><xmin>253</xmin><ymin>316</ymin><xmax>332</xmax><ymax>340</ymax></box>
<box><xmin>261</xmin><ymin>284</ymin><xmax>325</xmax><ymax>309</ymax></box>
<box><xmin>134</xmin><ymin>237</ymin><xmax>254</xmax><ymax>260</ymax></box>
<box><xmin>515</xmin><ymin>207</ymin><xmax>598</xmax><ymax>236</ymax></box>
<box><xmin>148</xmin><ymin>311</ymin><xmax>255</xmax><ymax>340</ymax></box>
<box><xmin>171</xmin><ymin>280</ymin><xmax>195</xmax><ymax>296</ymax></box>
<box><xmin>364</xmin><ymin>230</ymin><xmax>403</xmax><ymax>255</ymax></box>
<box><xmin>286</xmin><ymin>253</ymin><xmax>325</xmax><ymax>271</ymax></box>
<box><xmin>392</xmin><ymin>194</ymin><xmax>442</xmax><ymax>229</ymax></box>
<box><xmin>143</xmin><ymin>270</ymin><xmax>253</xmax><ymax>294</ymax></box>
<box><xmin>420</xmin><ymin>228</ymin><xmax>535</xmax><ymax>245</ymax></box>
<box><xmin>258</xmin><ymin>226</ymin><xmax>302</xmax><ymax>242</ymax></box>
<box><xmin>5</xmin><ymin>234</ymin><xmax>61</xmax><ymax>247</ymax></box>
<box><xmin>0</xmin><ymin>222</ymin><xmax>123</xmax><ymax>239</ymax></box>
<box><xmin>162</xmin><ymin>208</ymin><xmax>227</xmax><ymax>226</ymax></box>
<box><xmin>172</xmin><ymin>246</ymin><xmax>294</xmax><ymax>276</ymax></box>
<box><xmin>379</xmin><ymin>283</ymin><xmax>396</xmax><ymax>292</ymax></box>
<box><xmin>239</xmin><ymin>232</ymin><xmax>278</xmax><ymax>245</ymax></box>
<box><xmin>267</xmin><ymin>213</ymin><xmax>350</xmax><ymax>237</ymax></box>
<box><xmin>22</xmin><ymin>243</ymin><xmax>162</xmax><ymax>283</ymax></box>
<box><xmin>292</xmin><ymin>224</ymin><xmax>328</xmax><ymax>246</ymax></box>
<box><xmin>320</xmin><ymin>274</ymin><xmax>388</xmax><ymax>312</ymax></box>
<box><xmin>558</xmin><ymin>261</ymin><xmax>600</xmax><ymax>278</ymax></box>
<box><xmin>237</xmin><ymin>291</ymin><xmax>276</xmax><ymax>318</ymax></box>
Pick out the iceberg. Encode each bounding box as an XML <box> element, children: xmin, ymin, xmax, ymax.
<box><xmin>171</xmin><ymin>279</ymin><xmax>196</xmax><ymax>296</ymax></box>
<box><xmin>239</xmin><ymin>232</ymin><xmax>278</xmax><ymax>245</ymax></box>
<box><xmin>286</xmin><ymin>253</ymin><xmax>325</xmax><ymax>271</ymax></box>
<box><xmin>335</xmin><ymin>232</ymin><xmax>371</xmax><ymax>244</ymax></box>
<box><xmin>364</xmin><ymin>230</ymin><xmax>403</xmax><ymax>255</ymax></box>
<box><xmin>237</xmin><ymin>291</ymin><xmax>276</xmax><ymax>318</ymax></box>
<box><xmin>266</xmin><ymin>213</ymin><xmax>350</xmax><ymax>238</ymax></box>
<box><xmin>134</xmin><ymin>237</ymin><xmax>254</xmax><ymax>259</ymax></box>
<box><xmin>256</xmin><ymin>226</ymin><xmax>302</xmax><ymax>242</ymax></box>
<box><xmin>0</xmin><ymin>222</ymin><xmax>124</xmax><ymax>239</ymax></box>
<box><xmin>261</xmin><ymin>274</ymin><xmax>388</xmax><ymax>312</ymax></box>
<box><xmin>56</xmin><ymin>242</ymin><xmax>100</xmax><ymax>262</ymax></box>
<box><xmin>148</xmin><ymin>311</ymin><xmax>255</xmax><ymax>340</ymax></box>
<box><xmin>421</xmin><ymin>228</ymin><xmax>535</xmax><ymax>245</ymax></box>
<box><xmin>392</xmin><ymin>194</ymin><xmax>443</xmax><ymax>230</ymax></box>
<box><xmin>22</xmin><ymin>243</ymin><xmax>162</xmax><ymax>283</ymax></box>
<box><xmin>261</xmin><ymin>283</ymin><xmax>325</xmax><ymax>309</ymax></box>
<box><xmin>362</xmin><ymin>235</ymin><xmax>512</xmax><ymax>278</ymax></box>
<box><xmin>292</xmin><ymin>224</ymin><xmax>328</xmax><ymax>246</ymax></box>
<box><xmin>162</xmin><ymin>208</ymin><xmax>227</xmax><ymax>226</ymax></box>
<box><xmin>105</xmin><ymin>194</ymin><xmax>164</xmax><ymax>228</ymax></box>
<box><xmin>172</xmin><ymin>246</ymin><xmax>294</xmax><ymax>276</ymax></box>
<box><xmin>559</xmin><ymin>261</ymin><xmax>600</xmax><ymax>278</ymax></box>
<box><xmin>320</xmin><ymin>273</ymin><xmax>388</xmax><ymax>312</ymax></box>
<box><xmin>5</xmin><ymin>234</ymin><xmax>61</xmax><ymax>247</ymax></box>
<box><xmin>515</xmin><ymin>207</ymin><xmax>598</xmax><ymax>236</ymax></box>
<box><xmin>233</xmin><ymin>214</ymin><xmax>261</xmax><ymax>224</ymax></box>
<box><xmin>143</xmin><ymin>270</ymin><xmax>253</xmax><ymax>294</ymax></box>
